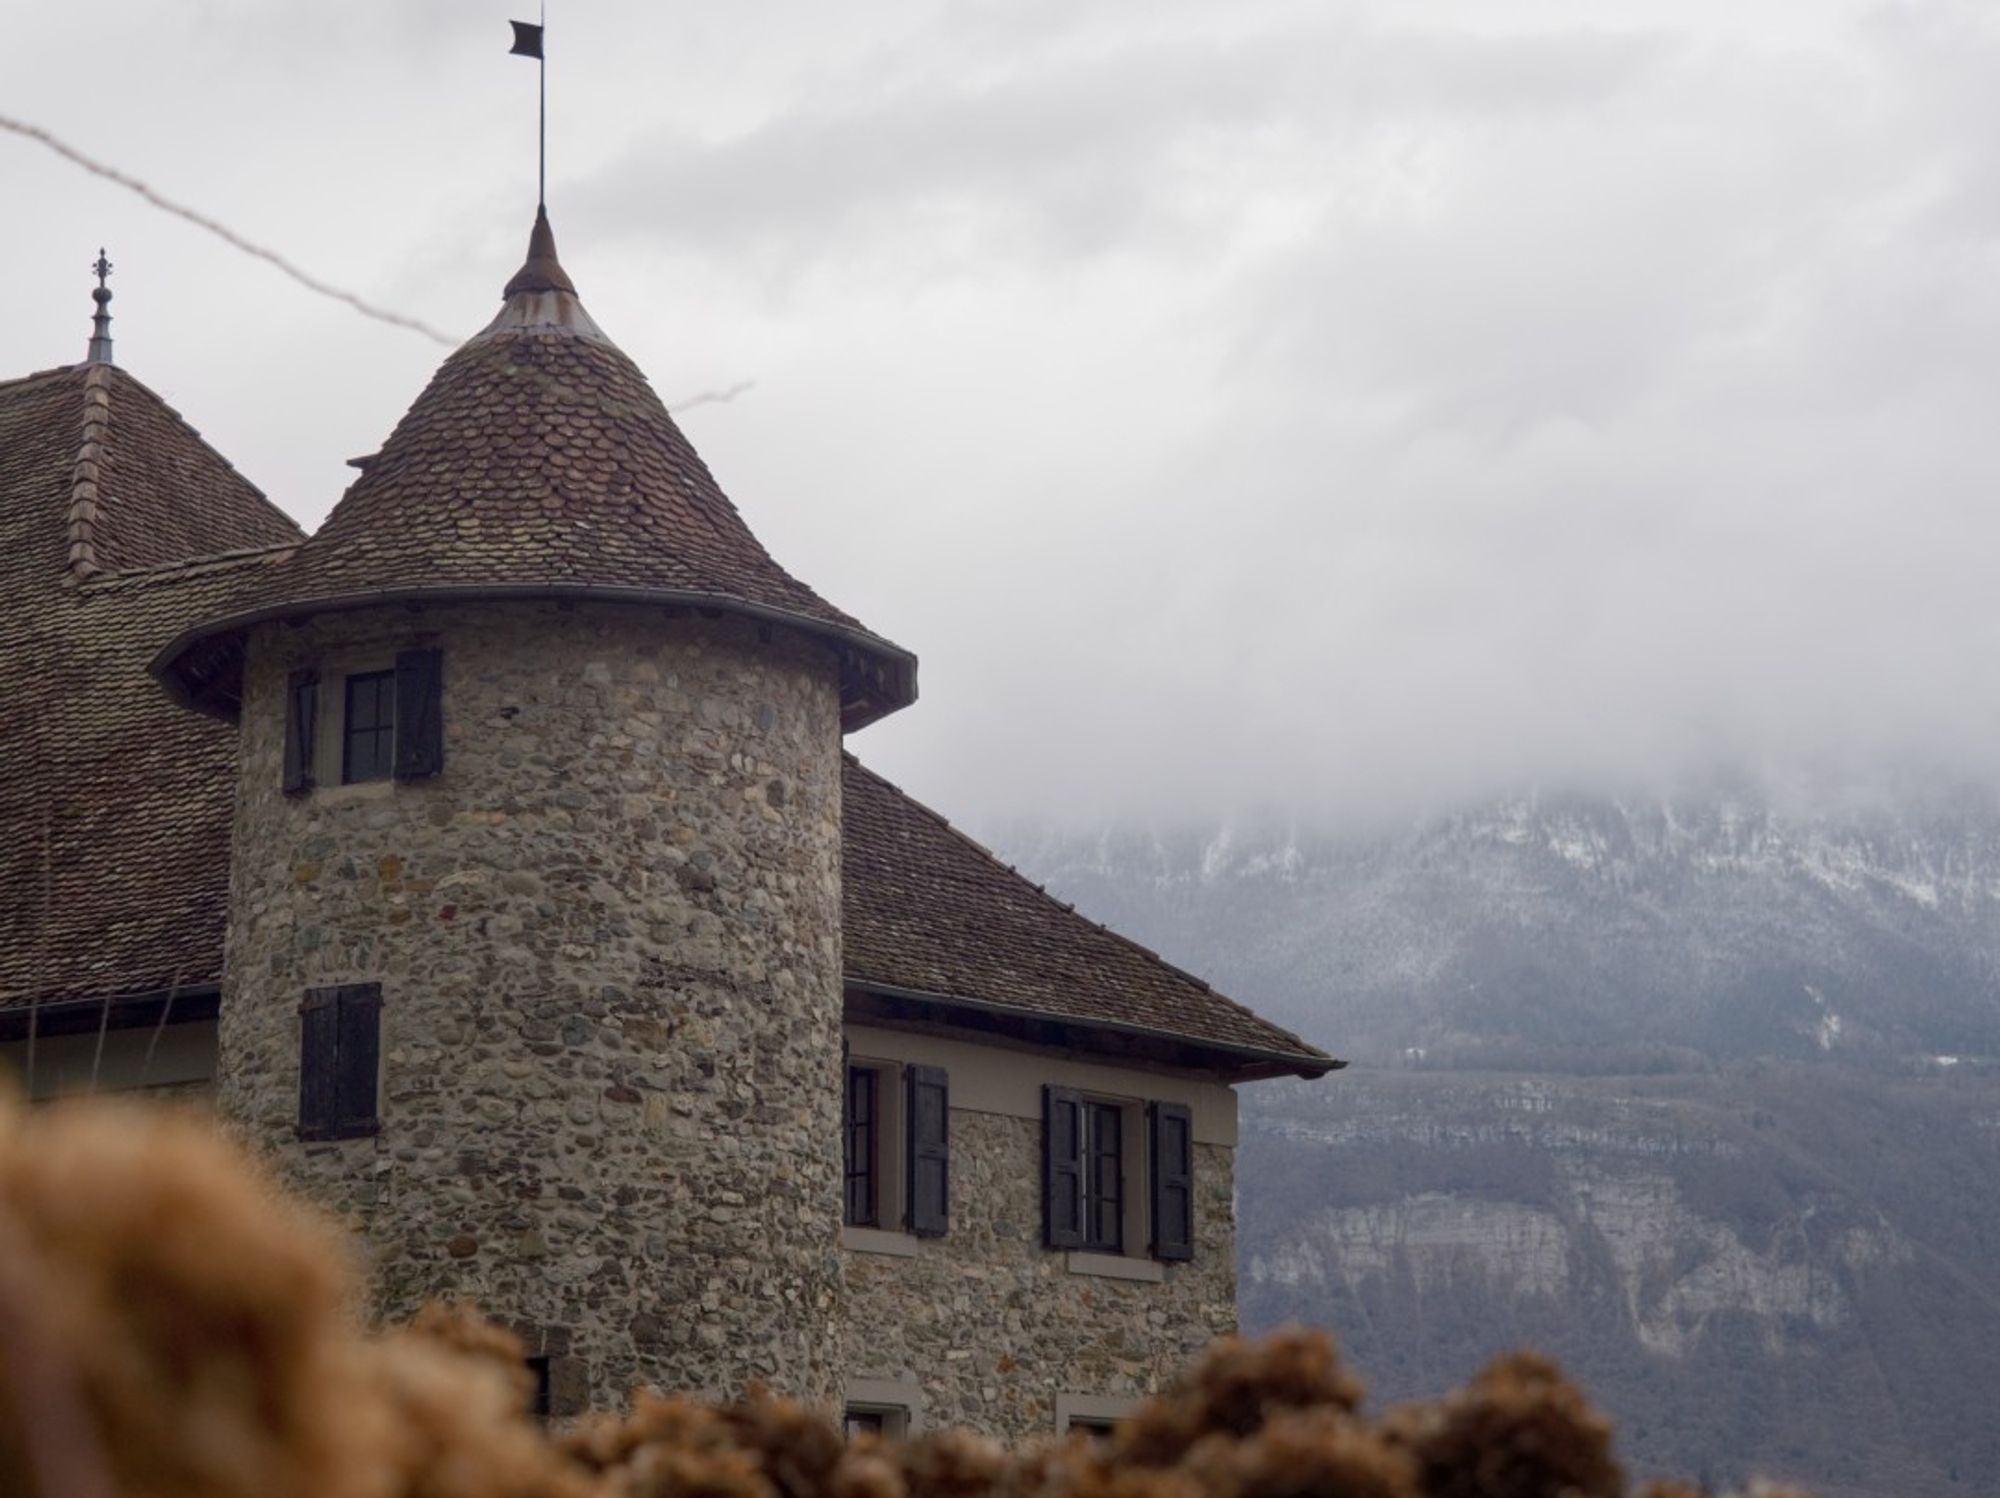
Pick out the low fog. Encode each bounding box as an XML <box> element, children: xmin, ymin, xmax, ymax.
<box><xmin>11</xmin><ymin>0</ymin><xmax>2000</xmax><ymax>829</ymax></box>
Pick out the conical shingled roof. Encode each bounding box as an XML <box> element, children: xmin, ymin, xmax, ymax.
<box><xmin>154</xmin><ymin>211</ymin><xmax>916</xmax><ymax>730</ymax></box>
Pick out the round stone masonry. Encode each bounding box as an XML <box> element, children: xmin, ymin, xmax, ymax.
<box><xmin>218</xmin><ymin>598</ymin><xmax>847</xmax><ymax>1409</ymax></box>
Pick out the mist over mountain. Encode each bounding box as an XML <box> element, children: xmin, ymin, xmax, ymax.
<box><xmin>1003</xmin><ymin>779</ymin><xmax>2000</xmax><ymax>1071</ymax></box>
<box><xmin>999</xmin><ymin>781</ymin><xmax>2000</xmax><ymax>1498</ymax></box>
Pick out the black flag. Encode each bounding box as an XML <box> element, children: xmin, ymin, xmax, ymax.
<box><xmin>510</xmin><ymin>20</ymin><xmax>544</xmax><ymax>58</ymax></box>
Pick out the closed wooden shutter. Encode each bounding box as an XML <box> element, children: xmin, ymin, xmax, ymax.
<box><xmin>334</xmin><ymin>984</ymin><xmax>383</xmax><ymax>1137</ymax></box>
<box><xmin>1149</xmin><ymin>1101</ymin><xmax>1195</xmax><ymax>1261</ymax></box>
<box><xmin>298</xmin><ymin>983</ymin><xmax>381</xmax><ymax>1140</ymax></box>
<box><xmin>905</xmin><ymin>1064</ymin><xmax>950</xmax><ymax>1237</ymax></box>
<box><xmin>1043</xmin><ymin>1085</ymin><xmax>1085</xmax><ymax>1249</ymax></box>
<box><xmin>283</xmin><ymin>669</ymin><xmax>318</xmax><ymax>795</ymax></box>
<box><xmin>297</xmin><ymin>988</ymin><xmax>338</xmax><ymax>1138</ymax></box>
<box><xmin>393</xmin><ymin>648</ymin><xmax>444</xmax><ymax>780</ymax></box>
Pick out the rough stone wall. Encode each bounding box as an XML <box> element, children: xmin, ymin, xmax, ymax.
<box><xmin>219</xmin><ymin>601</ymin><xmax>846</xmax><ymax>1410</ymax></box>
<box><xmin>842</xmin><ymin>1111</ymin><xmax>1237</xmax><ymax>1437</ymax></box>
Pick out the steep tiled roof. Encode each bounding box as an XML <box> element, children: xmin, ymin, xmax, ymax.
<box><xmin>2</xmin><ymin>301</ymin><xmax>1324</xmax><ymax>1077</ymax></box>
<box><xmin>155</xmin><ymin>212</ymin><xmax>915</xmax><ymax>731</ymax></box>
<box><xmin>0</xmin><ymin>361</ymin><xmax>302</xmax><ymax>1008</ymax></box>
<box><xmin>841</xmin><ymin>758</ymin><xmax>1333</xmax><ymax>1075</ymax></box>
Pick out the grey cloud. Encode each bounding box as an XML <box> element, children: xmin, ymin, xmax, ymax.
<box><xmin>17</xmin><ymin>0</ymin><xmax>2000</xmax><ymax>835</ymax></box>
<box><xmin>568</xmin><ymin>11</ymin><xmax>1667</xmax><ymax>275</ymax></box>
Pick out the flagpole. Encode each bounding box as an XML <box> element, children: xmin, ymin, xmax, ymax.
<box><xmin>538</xmin><ymin>1</ymin><xmax>547</xmax><ymax>210</ymax></box>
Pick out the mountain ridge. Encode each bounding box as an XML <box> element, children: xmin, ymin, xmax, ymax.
<box><xmin>999</xmin><ymin>787</ymin><xmax>2000</xmax><ymax>1497</ymax></box>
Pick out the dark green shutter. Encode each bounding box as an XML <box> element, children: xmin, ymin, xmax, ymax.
<box><xmin>1149</xmin><ymin>1101</ymin><xmax>1195</xmax><ymax>1262</ymax></box>
<box><xmin>905</xmin><ymin>1064</ymin><xmax>950</xmax><ymax>1237</ymax></box>
<box><xmin>334</xmin><ymin>984</ymin><xmax>383</xmax><ymax>1138</ymax></box>
<box><xmin>298</xmin><ymin>988</ymin><xmax>338</xmax><ymax>1137</ymax></box>
<box><xmin>283</xmin><ymin>669</ymin><xmax>318</xmax><ymax>795</ymax></box>
<box><xmin>1043</xmin><ymin>1085</ymin><xmax>1085</xmax><ymax>1249</ymax></box>
<box><xmin>393</xmin><ymin>648</ymin><xmax>443</xmax><ymax>780</ymax></box>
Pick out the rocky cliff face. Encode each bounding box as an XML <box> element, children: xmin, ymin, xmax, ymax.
<box><xmin>1001</xmin><ymin>790</ymin><xmax>2000</xmax><ymax>1497</ymax></box>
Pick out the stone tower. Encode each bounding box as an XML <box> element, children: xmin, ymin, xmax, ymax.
<box><xmin>153</xmin><ymin>212</ymin><xmax>916</xmax><ymax>1409</ymax></box>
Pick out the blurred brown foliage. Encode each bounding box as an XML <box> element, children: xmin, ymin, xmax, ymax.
<box><xmin>0</xmin><ymin>1093</ymin><xmax>1813</xmax><ymax>1498</ymax></box>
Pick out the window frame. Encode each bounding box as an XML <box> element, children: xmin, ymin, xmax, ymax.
<box><xmin>843</xmin><ymin>1057</ymin><xmax>905</xmax><ymax>1231</ymax></box>
<box><xmin>286</xmin><ymin>645</ymin><xmax>445</xmax><ymax>795</ymax></box>
<box><xmin>1047</xmin><ymin>1087</ymin><xmax>1158</xmax><ymax>1261</ymax></box>
<box><xmin>844</xmin><ymin>1402</ymin><xmax>911</xmax><ymax>1440</ymax></box>
<box><xmin>1056</xmin><ymin>1393</ymin><xmax>1139</xmax><ymax>1437</ymax></box>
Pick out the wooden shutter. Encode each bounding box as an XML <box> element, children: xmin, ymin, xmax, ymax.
<box><xmin>1149</xmin><ymin>1101</ymin><xmax>1195</xmax><ymax>1262</ymax></box>
<box><xmin>1043</xmin><ymin>1085</ymin><xmax>1085</xmax><ymax>1249</ymax></box>
<box><xmin>334</xmin><ymin>983</ymin><xmax>383</xmax><ymax>1138</ymax></box>
<box><xmin>905</xmin><ymin>1064</ymin><xmax>950</xmax><ymax>1238</ymax></box>
<box><xmin>297</xmin><ymin>987</ymin><xmax>338</xmax><ymax>1138</ymax></box>
<box><xmin>282</xmin><ymin>669</ymin><xmax>319</xmax><ymax>795</ymax></box>
<box><xmin>393</xmin><ymin>648</ymin><xmax>444</xmax><ymax>780</ymax></box>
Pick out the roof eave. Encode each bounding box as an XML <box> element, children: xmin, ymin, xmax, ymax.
<box><xmin>0</xmin><ymin>984</ymin><xmax>221</xmax><ymax>1041</ymax></box>
<box><xmin>150</xmin><ymin>582</ymin><xmax>919</xmax><ymax>731</ymax></box>
<box><xmin>843</xmin><ymin>978</ymin><xmax>1343</xmax><ymax>1081</ymax></box>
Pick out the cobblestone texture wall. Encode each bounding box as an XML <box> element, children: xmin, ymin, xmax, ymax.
<box><xmin>843</xmin><ymin>1111</ymin><xmax>1237</xmax><ymax>1437</ymax></box>
<box><xmin>219</xmin><ymin>601</ymin><xmax>846</xmax><ymax>1410</ymax></box>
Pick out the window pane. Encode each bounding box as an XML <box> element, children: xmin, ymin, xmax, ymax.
<box><xmin>1082</xmin><ymin>1103</ymin><xmax>1124</xmax><ymax>1252</ymax></box>
<box><xmin>844</xmin><ymin>1066</ymin><xmax>878</xmax><ymax>1227</ymax></box>
<box><xmin>845</xmin><ymin>1408</ymin><xmax>887</xmax><ymax>1439</ymax></box>
<box><xmin>343</xmin><ymin>670</ymin><xmax>395</xmax><ymax>784</ymax></box>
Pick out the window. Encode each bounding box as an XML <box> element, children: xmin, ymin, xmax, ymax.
<box><xmin>281</xmin><ymin>647</ymin><xmax>444</xmax><ymax>793</ymax></box>
<box><xmin>845</xmin><ymin>1379</ymin><xmax>921</xmax><ymax>1436</ymax></box>
<box><xmin>844</xmin><ymin>1404</ymin><xmax>910</xmax><ymax>1440</ymax></box>
<box><xmin>845</xmin><ymin>1408</ymin><xmax>886</xmax><ymax>1438</ymax></box>
<box><xmin>843</xmin><ymin>1058</ymin><xmax>949</xmax><ymax>1238</ymax></box>
<box><xmin>1057</xmin><ymin>1394</ymin><xmax>1138</xmax><ymax>1437</ymax></box>
<box><xmin>844</xmin><ymin>1065</ymin><xmax>880</xmax><ymax>1227</ymax></box>
<box><xmin>1082</xmin><ymin>1101</ymin><xmax>1124</xmax><ymax>1253</ymax></box>
<box><xmin>526</xmin><ymin>1356</ymin><xmax>552</xmax><ymax>1420</ymax></box>
<box><xmin>342</xmin><ymin>670</ymin><xmax>396</xmax><ymax>783</ymax></box>
<box><xmin>1045</xmin><ymin>1086</ymin><xmax>1126</xmax><ymax>1252</ymax></box>
<box><xmin>1045</xmin><ymin>1086</ymin><xmax>1197</xmax><ymax>1262</ymax></box>
<box><xmin>298</xmin><ymin>983</ymin><xmax>381</xmax><ymax>1139</ymax></box>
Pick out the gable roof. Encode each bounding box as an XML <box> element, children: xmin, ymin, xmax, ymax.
<box><xmin>0</xmin><ymin>361</ymin><xmax>302</xmax><ymax>1010</ymax></box>
<box><xmin>153</xmin><ymin>212</ymin><xmax>915</xmax><ymax>732</ymax></box>
<box><xmin>842</xmin><ymin>759</ymin><xmax>1334</xmax><ymax>1078</ymax></box>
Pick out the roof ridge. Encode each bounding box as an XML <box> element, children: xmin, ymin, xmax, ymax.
<box><xmin>63</xmin><ymin>362</ymin><xmax>114</xmax><ymax>581</ymax></box>
<box><xmin>84</xmin><ymin>541</ymin><xmax>299</xmax><ymax>591</ymax></box>
<box><xmin>841</xmin><ymin>754</ymin><xmax>1328</xmax><ymax>1061</ymax></box>
<box><xmin>0</xmin><ymin>363</ymin><xmax>84</xmax><ymax>396</ymax></box>
<box><xmin>53</xmin><ymin>364</ymin><xmax>304</xmax><ymax>586</ymax></box>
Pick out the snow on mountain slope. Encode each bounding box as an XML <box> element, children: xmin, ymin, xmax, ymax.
<box><xmin>1000</xmin><ymin>788</ymin><xmax>2000</xmax><ymax>1497</ymax></box>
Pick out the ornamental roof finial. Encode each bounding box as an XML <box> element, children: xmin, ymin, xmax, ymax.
<box><xmin>86</xmin><ymin>248</ymin><xmax>114</xmax><ymax>366</ymax></box>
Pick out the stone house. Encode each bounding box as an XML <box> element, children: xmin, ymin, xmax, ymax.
<box><xmin>0</xmin><ymin>213</ymin><xmax>1336</xmax><ymax>1438</ymax></box>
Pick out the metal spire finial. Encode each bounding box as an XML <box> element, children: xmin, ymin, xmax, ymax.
<box><xmin>86</xmin><ymin>248</ymin><xmax>114</xmax><ymax>365</ymax></box>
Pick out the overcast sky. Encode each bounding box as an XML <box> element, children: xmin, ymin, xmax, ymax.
<box><xmin>11</xmin><ymin>0</ymin><xmax>2000</xmax><ymax>829</ymax></box>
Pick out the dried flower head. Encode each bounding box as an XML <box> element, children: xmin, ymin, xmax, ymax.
<box><xmin>1391</xmin><ymin>1351</ymin><xmax>1623</xmax><ymax>1498</ymax></box>
<box><xmin>1116</xmin><ymin>1330</ymin><xmax>1365</xmax><ymax>1469</ymax></box>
